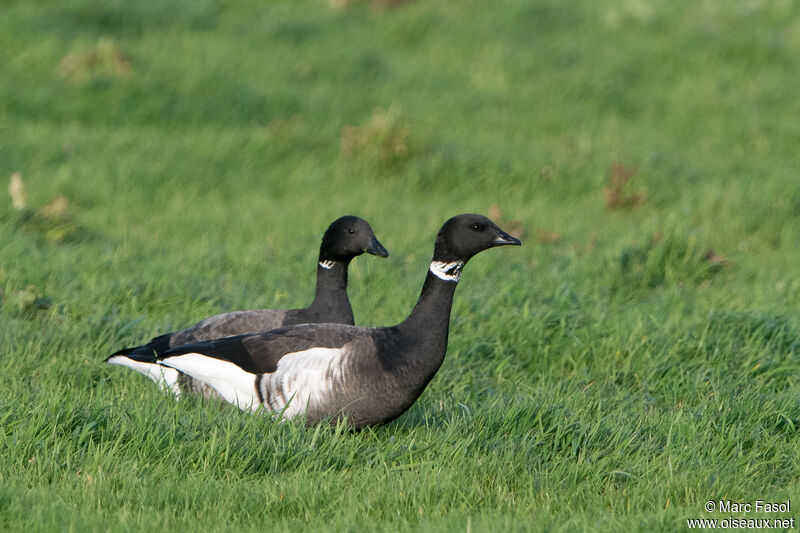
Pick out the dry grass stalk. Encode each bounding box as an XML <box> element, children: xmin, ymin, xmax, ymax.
<box><xmin>604</xmin><ymin>161</ymin><xmax>647</xmax><ymax>209</ymax></box>
<box><xmin>9</xmin><ymin>172</ymin><xmax>27</xmax><ymax>210</ymax></box>
<box><xmin>57</xmin><ymin>38</ymin><xmax>132</xmax><ymax>82</ymax></box>
<box><xmin>328</xmin><ymin>0</ymin><xmax>414</xmax><ymax>10</ymax></box>
<box><xmin>341</xmin><ymin>106</ymin><xmax>411</xmax><ymax>171</ymax></box>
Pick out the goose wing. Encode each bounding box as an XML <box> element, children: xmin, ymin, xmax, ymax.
<box><xmin>161</xmin><ymin>324</ymin><xmax>354</xmax><ymax>372</ymax></box>
<box><xmin>154</xmin><ymin>324</ymin><xmax>360</xmax><ymax>411</ymax></box>
<box><xmin>168</xmin><ymin>309</ymin><xmax>288</xmax><ymax>346</ymax></box>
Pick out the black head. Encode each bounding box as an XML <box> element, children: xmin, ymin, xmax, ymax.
<box><xmin>320</xmin><ymin>216</ymin><xmax>389</xmax><ymax>263</ymax></box>
<box><xmin>433</xmin><ymin>214</ymin><xmax>521</xmax><ymax>262</ymax></box>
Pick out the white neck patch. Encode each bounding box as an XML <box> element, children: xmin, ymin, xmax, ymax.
<box><xmin>429</xmin><ymin>260</ymin><xmax>464</xmax><ymax>282</ymax></box>
<box><xmin>319</xmin><ymin>260</ymin><xmax>336</xmax><ymax>270</ymax></box>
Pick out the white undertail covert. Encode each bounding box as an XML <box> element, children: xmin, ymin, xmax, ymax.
<box><xmin>107</xmin><ymin>355</ymin><xmax>181</xmax><ymax>396</ymax></box>
<box><xmin>159</xmin><ymin>353</ymin><xmax>261</xmax><ymax>412</ymax></box>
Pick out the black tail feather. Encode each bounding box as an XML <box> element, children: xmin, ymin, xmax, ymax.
<box><xmin>106</xmin><ymin>333</ymin><xmax>174</xmax><ymax>363</ymax></box>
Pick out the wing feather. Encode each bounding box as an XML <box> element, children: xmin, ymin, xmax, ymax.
<box><xmin>161</xmin><ymin>323</ymin><xmax>362</xmax><ymax>374</ymax></box>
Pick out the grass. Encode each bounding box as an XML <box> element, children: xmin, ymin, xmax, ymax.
<box><xmin>1</xmin><ymin>0</ymin><xmax>800</xmax><ymax>530</ymax></box>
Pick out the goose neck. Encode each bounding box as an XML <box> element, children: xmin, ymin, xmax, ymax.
<box><xmin>398</xmin><ymin>263</ymin><xmax>460</xmax><ymax>337</ymax></box>
<box><xmin>308</xmin><ymin>259</ymin><xmax>350</xmax><ymax>311</ymax></box>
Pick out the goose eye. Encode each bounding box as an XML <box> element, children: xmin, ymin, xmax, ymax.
<box><xmin>472</xmin><ymin>223</ymin><xmax>481</xmax><ymax>231</ymax></box>
<box><xmin>348</xmin><ymin>229</ymin><xmax>355</xmax><ymax>234</ymax></box>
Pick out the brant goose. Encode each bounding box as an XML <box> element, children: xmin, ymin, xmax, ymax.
<box><xmin>124</xmin><ymin>214</ymin><xmax>520</xmax><ymax>428</ymax></box>
<box><xmin>107</xmin><ymin>215</ymin><xmax>388</xmax><ymax>396</ymax></box>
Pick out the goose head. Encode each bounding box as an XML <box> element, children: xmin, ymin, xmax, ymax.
<box><xmin>433</xmin><ymin>214</ymin><xmax>521</xmax><ymax>264</ymax></box>
<box><xmin>320</xmin><ymin>215</ymin><xmax>389</xmax><ymax>263</ymax></box>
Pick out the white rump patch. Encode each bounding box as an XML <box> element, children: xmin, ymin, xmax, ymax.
<box><xmin>429</xmin><ymin>260</ymin><xmax>464</xmax><ymax>282</ymax></box>
<box><xmin>318</xmin><ymin>260</ymin><xmax>336</xmax><ymax>270</ymax></box>
<box><xmin>159</xmin><ymin>353</ymin><xmax>260</xmax><ymax>412</ymax></box>
<box><xmin>107</xmin><ymin>355</ymin><xmax>181</xmax><ymax>396</ymax></box>
<box><xmin>261</xmin><ymin>346</ymin><xmax>347</xmax><ymax>420</ymax></box>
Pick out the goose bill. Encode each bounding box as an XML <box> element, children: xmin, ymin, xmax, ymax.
<box><xmin>365</xmin><ymin>237</ymin><xmax>389</xmax><ymax>257</ymax></box>
<box><xmin>492</xmin><ymin>230</ymin><xmax>522</xmax><ymax>246</ymax></box>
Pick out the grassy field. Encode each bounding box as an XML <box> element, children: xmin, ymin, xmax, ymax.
<box><xmin>2</xmin><ymin>0</ymin><xmax>800</xmax><ymax>530</ymax></box>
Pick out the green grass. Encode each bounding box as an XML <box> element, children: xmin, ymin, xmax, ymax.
<box><xmin>2</xmin><ymin>0</ymin><xmax>800</xmax><ymax>530</ymax></box>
